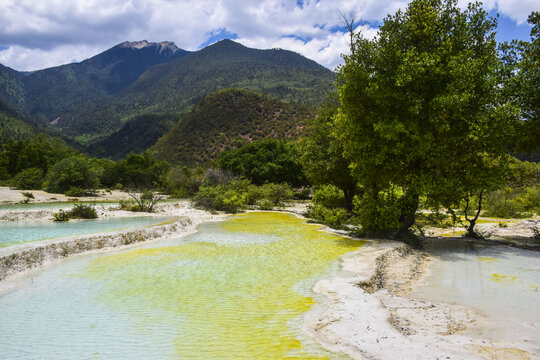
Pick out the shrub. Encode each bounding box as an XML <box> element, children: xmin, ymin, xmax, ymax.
<box><xmin>44</xmin><ymin>156</ymin><xmax>99</xmax><ymax>194</ymax></box>
<box><xmin>194</xmin><ymin>179</ymin><xmax>255</xmax><ymax>213</ymax></box>
<box><xmin>65</xmin><ymin>186</ymin><xmax>85</xmax><ymax>197</ymax></box>
<box><xmin>68</xmin><ymin>203</ymin><xmax>98</xmax><ymax>219</ymax></box>
<box><xmin>312</xmin><ymin>184</ymin><xmax>345</xmax><ymax>209</ymax></box>
<box><xmin>484</xmin><ymin>188</ymin><xmax>532</xmax><ymax>218</ymax></box>
<box><xmin>53</xmin><ymin>209</ymin><xmax>70</xmax><ymax>222</ymax></box>
<box><xmin>258</xmin><ymin>183</ymin><xmax>294</xmax><ymax>208</ymax></box>
<box><xmin>13</xmin><ymin>168</ymin><xmax>44</xmax><ymax>190</ymax></box>
<box><xmin>305</xmin><ymin>204</ymin><xmax>349</xmax><ymax>229</ymax></box>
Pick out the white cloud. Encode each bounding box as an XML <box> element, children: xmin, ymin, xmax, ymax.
<box><xmin>0</xmin><ymin>0</ymin><xmax>537</xmax><ymax>71</ymax></box>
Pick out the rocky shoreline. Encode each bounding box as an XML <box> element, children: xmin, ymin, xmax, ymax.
<box><xmin>304</xmin><ymin>240</ymin><xmax>539</xmax><ymax>360</ymax></box>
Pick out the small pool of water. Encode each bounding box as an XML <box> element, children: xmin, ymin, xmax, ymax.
<box><xmin>0</xmin><ymin>212</ymin><xmax>363</xmax><ymax>359</ymax></box>
<box><xmin>0</xmin><ymin>199</ymin><xmax>179</xmax><ymax>211</ymax></box>
<box><xmin>0</xmin><ymin>216</ymin><xmax>177</xmax><ymax>247</ymax></box>
<box><xmin>411</xmin><ymin>239</ymin><xmax>540</xmax><ymax>343</ymax></box>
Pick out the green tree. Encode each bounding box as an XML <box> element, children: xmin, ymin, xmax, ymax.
<box><xmin>115</xmin><ymin>152</ymin><xmax>171</xmax><ymax>189</ymax></box>
<box><xmin>503</xmin><ymin>12</ymin><xmax>540</xmax><ymax>153</ymax></box>
<box><xmin>300</xmin><ymin>95</ymin><xmax>358</xmax><ymax>210</ymax></box>
<box><xmin>335</xmin><ymin>0</ymin><xmax>516</xmax><ymax>237</ymax></box>
<box><xmin>44</xmin><ymin>155</ymin><xmax>100</xmax><ymax>193</ymax></box>
<box><xmin>216</xmin><ymin>139</ymin><xmax>307</xmax><ymax>187</ymax></box>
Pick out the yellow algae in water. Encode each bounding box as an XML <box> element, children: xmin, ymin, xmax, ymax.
<box><xmin>491</xmin><ymin>273</ymin><xmax>517</xmax><ymax>283</ymax></box>
<box><xmin>478</xmin><ymin>257</ymin><xmax>499</xmax><ymax>263</ymax></box>
<box><xmin>85</xmin><ymin>212</ymin><xmax>363</xmax><ymax>359</ymax></box>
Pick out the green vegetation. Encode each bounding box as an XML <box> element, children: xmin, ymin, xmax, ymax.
<box><xmin>299</xmin><ymin>96</ymin><xmax>358</xmax><ymax>210</ymax></box>
<box><xmin>194</xmin><ymin>179</ymin><xmax>295</xmax><ymax>214</ymax></box>
<box><xmin>53</xmin><ymin>203</ymin><xmax>98</xmax><ymax>221</ymax></box>
<box><xmin>331</xmin><ymin>0</ymin><xmax>520</xmax><ymax>238</ymax></box>
<box><xmin>216</xmin><ymin>138</ymin><xmax>307</xmax><ymax>187</ymax></box>
<box><xmin>44</xmin><ymin>156</ymin><xmax>100</xmax><ymax>194</ymax></box>
<box><xmin>152</xmin><ymin>89</ymin><xmax>313</xmax><ymax>166</ymax></box>
<box><xmin>0</xmin><ymin>98</ymin><xmax>39</xmax><ymax>144</ymax></box>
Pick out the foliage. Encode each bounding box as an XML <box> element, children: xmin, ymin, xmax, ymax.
<box><xmin>65</xmin><ymin>186</ymin><xmax>86</xmax><ymax>197</ymax></box>
<box><xmin>484</xmin><ymin>186</ymin><xmax>540</xmax><ymax>218</ymax></box>
<box><xmin>311</xmin><ymin>184</ymin><xmax>346</xmax><ymax>209</ymax></box>
<box><xmin>52</xmin><ymin>209</ymin><xmax>70</xmax><ymax>222</ymax></box>
<box><xmin>194</xmin><ymin>179</ymin><xmax>256</xmax><ymax>213</ymax></box>
<box><xmin>126</xmin><ymin>190</ymin><xmax>164</xmax><ymax>212</ymax></box>
<box><xmin>12</xmin><ymin>167</ymin><xmax>44</xmax><ymax>190</ymax></box>
<box><xmin>152</xmin><ymin>89</ymin><xmax>314</xmax><ymax>166</ymax></box>
<box><xmin>305</xmin><ymin>204</ymin><xmax>349</xmax><ymax>229</ymax></box>
<box><xmin>0</xmin><ymin>98</ymin><xmax>38</xmax><ymax>144</ymax></box>
<box><xmin>193</xmin><ymin>179</ymin><xmax>295</xmax><ymax>213</ymax></box>
<box><xmin>216</xmin><ymin>139</ymin><xmax>307</xmax><ymax>187</ymax></box>
<box><xmin>256</xmin><ymin>183</ymin><xmax>294</xmax><ymax>208</ymax></box>
<box><xmin>21</xmin><ymin>191</ymin><xmax>34</xmax><ymax>199</ymax></box>
<box><xmin>43</xmin><ymin>155</ymin><xmax>100</xmax><ymax>194</ymax></box>
<box><xmin>335</xmin><ymin>0</ymin><xmax>517</xmax><ymax>237</ymax></box>
<box><xmin>68</xmin><ymin>203</ymin><xmax>98</xmax><ymax>219</ymax></box>
<box><xmin>0</xmin><ymin>134</ymin><xmax>74</xmax><ymax>180</ymax></box>
<box><xmin>500</xmin><ymin>12</ymin><xmax>540</xmax><ymax>153</ymax></box>
<box><xmin>91</xmin><ymin>113</ymin><xmax>179</xmax><ymax>159</ymax></box>
<box><xmin>300</xmin><ymin>95</ymin><xmax>358</xmax><ymax>210</ymax></box>
<box><xmin>114</xmin><ymin>152</ymin><xmax>171</xmax><ymax>189</ymax></box>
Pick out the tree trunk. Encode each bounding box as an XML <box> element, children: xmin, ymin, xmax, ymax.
<box><xmin>396</xmin><ymin>190</ymin><xmax>419</xmax><ymax>237</ymax></box>
<box><xmin>343</xmin><ymin>187</ymin><xmax>354</xmax><ymax>212</ymax></box>
<box><xmin>464</xmin><ymin>190</ymin><xmax>483</xmax><ymax>238</ymax></box>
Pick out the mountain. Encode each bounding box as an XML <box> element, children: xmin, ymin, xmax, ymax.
<box><xmin>0</xmin><ymin>40</ymin><xmax>189</xmax><ymax>123</ymax></box>
<box><xmin>91</xmin><ymin>113</ymin><xmax>179</xmax><ymax>159</ymax></box>
<box><xmin>0</xmin><ymin>39</ymin><xmax>334</xmax><ymax>154</ymax></box>
<box><xmin>52</xmin><ymin>39</ymin><xmax>335</xmax><ymax>145</ymax></box>
<box><xmin>0</xmin><ymin>97</ymin><xmax>39</xmax><ymax>144</ymax></box>
<box><xmin>0</xmin><ymin>64</ymin><xmax>26</xmax><ymax>110</ymax></box>
<box><xmin>150</xmin><ymin>88</ymin><xmax>312</xmax><ymax>165</ymax></box>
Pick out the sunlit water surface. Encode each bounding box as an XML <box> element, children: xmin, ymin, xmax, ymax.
<box><xmin>411</xmin><ymin>238</ymin><xmax>540</xmax><ymax>343</ymax></box>
<box><xmin>0</xmin><ymin>216</ymin><xmax>177</xmax><ymax>247</ymax></box>
<box><xmin>0</xmin><ymin>212</ymin><xmax>364</xmax><ymax>359</ymax></box>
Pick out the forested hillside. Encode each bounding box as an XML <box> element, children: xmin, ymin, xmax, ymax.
<box><xmin>56</xmin><ymin>39</ymin><xmax>334</xmax><ymax>145</ymax></box>
<box><xmin>151</xmin><ymin>88</ymin><xmax>313</xmax><ymax>165</ymax></box>
<box><xmin>0</xmin><ymin>98</ymin><xmax>39</xmax><ymax>143</ymax></box>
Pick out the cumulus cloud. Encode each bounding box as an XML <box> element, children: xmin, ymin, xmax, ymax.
<box><xmin>0</xmin><ymin>0</ymin><xmax>537</xmax><ymax>71</ymax></box>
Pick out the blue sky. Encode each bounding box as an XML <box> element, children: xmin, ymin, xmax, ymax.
<box><xmin>0</xmin><ymin>0</ymin><xmax>537</xmax><ymax>71</ymax></box>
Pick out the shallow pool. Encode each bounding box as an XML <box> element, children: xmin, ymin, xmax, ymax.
<box><xmin>0</xmin><ymin>216</ymin><xmax>177</xmax><ymax>247</ymax></box>
<box><xmin>411</xmin><ymin>239</ymin><xmax>540</xmax><ymax>344</ymax></box>
<box><xmin>0</xmin><ymin>212</ymin><xmax>363</xmax><ymax>359</ymax></box>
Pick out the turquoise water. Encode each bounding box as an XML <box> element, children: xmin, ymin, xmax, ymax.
<box><xmin>0</xmin><ymin>212</ymin><xmax>362</xmax><ymax>359</ymax></box>
<box><xmin>0</xmin><ymin>216</ymin><xmax>176</xmax><ymax>247</ymax></box>
<box><xmin>0</xmin><ymin>199</ymin><xmax>178</xmax><ymax>211</ymax></box>
<box><xmin>411</xmin><ymin>239</ymin><xmax>540</xmax><ymax>343</ymax></box>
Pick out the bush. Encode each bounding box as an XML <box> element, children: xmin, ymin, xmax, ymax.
<box><xmin>53</xmin><ymin>209</ymin><xmax>70</xmax><ymax>222</ymax></box>
<box><xmin>44</xmin><ymin>156</ymin><xmax>99</xmax><ymax>194</ymax></box>
<box><xmin>258</xmin><ymin>183</ymin><xmax>294</xmax><ymax>208</ymax></box>
<box><xmin>305</xmin><ymin>204</ymin><xmax>349</xmax><ymax>229</ymax></box>
<box><xmin>194</xmin><ymin>180</ymin><xmax>254</xmax><ymax>213</ymax></box>
<box><xmin>312</xmin><ymin>184</ymin><xmax>345</xmax><ymax>209</ymax></box>
<box><xmin>484</xmin><ymin>188</ymin><xmax>532</xmax><ymax>218</ymax></box>
<box><xmin>65</xmin><ymin>186</ymin><xmax>85</xmax><ymax>197</ymax></box>
<box><xmin>13</xmin><ymin>168</ymin><xmax>44</xmax><ymax>190</ymax></box>
<box><xmin>68</xmin><ymin>203</ymin><xmax>98</xmax><ymax>219</ymax></box>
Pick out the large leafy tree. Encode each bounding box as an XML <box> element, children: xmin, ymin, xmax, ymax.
<box><xmin>300</xmin><ymin>95</ymin><xmax>358</xmax><ymax>210</ymax></box>
<box><xmin>335</xmin><ymin>0</ymin><xmax>516</xmax><ymax>236</ymax></box>
<box><xmin>502</xmin><ymin>12</ymin><xmax>540</xmax><ymax>153</ymax></box>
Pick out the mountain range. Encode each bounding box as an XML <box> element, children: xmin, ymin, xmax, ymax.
<box><xmin>0</xmin><ymin>39</ymin><xmax>335</xmax><ymax>162</ymax></box>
